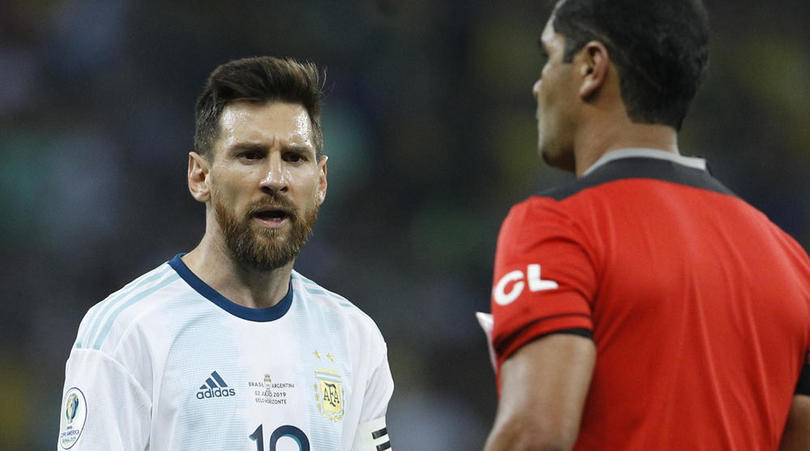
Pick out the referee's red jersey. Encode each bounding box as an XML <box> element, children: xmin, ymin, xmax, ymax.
<box><xmin>490</xmin><ymin>150</ymin><xmax>810</xmax><ymax>450</ymax></box>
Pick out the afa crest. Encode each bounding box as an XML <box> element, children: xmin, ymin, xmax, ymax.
<box><xmin>314</xmin><ymin>368</ymin><xmax>344</xmax><ymax>421</ymax></box>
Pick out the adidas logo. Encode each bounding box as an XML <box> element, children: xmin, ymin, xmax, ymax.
<box><xmin>196</xmin><ymin>371</ymin><xmax>237</xmax><ymax>400</ymax></box>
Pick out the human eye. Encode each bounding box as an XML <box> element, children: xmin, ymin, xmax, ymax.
<box><xmin>282</xmin><ymin>150</ymin><xmax>308</xmax><ymax>163</ymax></box>
<box><xmin>238</xmin><ymin>149</ymin><xmax>264</xmax><ymax>161</ymax></box>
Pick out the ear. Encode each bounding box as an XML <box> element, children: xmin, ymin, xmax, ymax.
<box><xmin>316</xmin><ymin>155</ymin><xmax>328</xmax><ymax>205</ymax></box>
<box><xmin>188</xmin><ymin>151</ymin><xmax>211</xmax><ymax>203</ymax></box>
<box><xmin>578</xmin><ymin>40</ymin><xmax>610</xmax><ymax>100</ymax></box>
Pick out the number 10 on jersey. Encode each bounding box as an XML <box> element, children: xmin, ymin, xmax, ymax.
<box><xmin>250</xmin><ymin>424</ymin><xmax>310</xmax><ymax>451</ymax></box>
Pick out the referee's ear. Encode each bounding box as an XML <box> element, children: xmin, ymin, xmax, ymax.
<box><xmin>578</xmin><ymin>40</ymin><xmax>610</xmax><ymax>102</ymax></box>
<box><xmin>187</xmin><ymin>151</ymin><xmax>211</xmax><ymax>203</ymax></box>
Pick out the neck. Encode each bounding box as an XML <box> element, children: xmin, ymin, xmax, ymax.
<box><xmin>573</xmin><ymin>115</ymin><xmax>680</xmax><ymax>177</ymax></box>
<box><xmin>182</xmin><ymin>229</ymin><xmax>293</xmax><ymax>309</ymax></box>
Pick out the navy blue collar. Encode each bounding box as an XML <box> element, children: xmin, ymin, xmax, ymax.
<box><xmin>168</xmin><ymin>253</ymin><xmax>293</xmax><ymax>322</ymax></box>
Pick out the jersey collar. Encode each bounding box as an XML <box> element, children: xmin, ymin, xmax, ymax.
<box><xmin>583</xmin><ymin>148</ymin><xmax>707</xmax><ymax>177</ymax></box>
<box><xmin>168</xmin><ymin>253</ymin><xmax>294</xmax><ymax>322</ymax></box>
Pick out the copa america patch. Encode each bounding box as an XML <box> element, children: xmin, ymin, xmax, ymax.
<box><xmin>59</xmin><ymin>387</ymin><xmax>87</xmax><ymax>449</ymax></box>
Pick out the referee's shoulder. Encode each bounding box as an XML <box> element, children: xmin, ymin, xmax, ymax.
<box><xmin>505</xmin><ymin>179</ymin><xmax>587</xmax><ymax>223</ymax></box>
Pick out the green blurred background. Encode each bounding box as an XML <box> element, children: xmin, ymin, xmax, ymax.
<box><xmin>0</xmin><ymin>0</ymin><xmax>808</xmax><ymax>449</ymax></box>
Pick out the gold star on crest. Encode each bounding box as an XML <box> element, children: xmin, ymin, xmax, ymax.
<box><xmin>314</xmin><ymin>350</ymin><xmax>321</xmax><ymax>359</ymax></box>
<box><xmin>326</xmin><ymin>353</ymin><xmax>335</xmax><ymax>362</ymax></box>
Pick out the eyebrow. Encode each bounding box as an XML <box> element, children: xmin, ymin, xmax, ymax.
<box><xmin>230</xmin><ymin>142</ymin><xmax>265</xmax><ymax>151</ymax></box>
<box><xmin>229</xmin><ymin>142</ymin><xmax>315</xmax><ymax>155</ymax></box>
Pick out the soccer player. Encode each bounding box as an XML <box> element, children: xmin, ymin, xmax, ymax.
<box><xmin>481</xmin><ymin>1</ymin><xmax>810</xmax><ymax>449</ymax></box>
<box><xmin>57</xmin><ymin>57</ymin><xmax>393</xmax><ymax>450</ymax></box>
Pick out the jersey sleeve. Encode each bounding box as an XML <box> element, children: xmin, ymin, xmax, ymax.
<box><xmin>57</xmin><ymin>348</ymin><xmax>151</xmax><ymax>450</ymax></box>
<box><xmin>490</xmin><ymin>198</ymin><xmax>598</xmax><ymax>374</ymax></box>
<box><xmin>351</xmin><ymin>341</ymin><xmax>393</xmax><ymax>451</ymax></box>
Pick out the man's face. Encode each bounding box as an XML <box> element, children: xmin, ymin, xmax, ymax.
<box><xmin>208</xmin><ymin>101</ymin><xmax>327</xmax><ymax>271</ymax></box>
<box><xmin>533</xmin><ymin>17</ymin><xmax>578</xmax><ymax>171</ymax></box>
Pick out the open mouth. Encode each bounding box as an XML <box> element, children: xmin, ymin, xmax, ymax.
<box><xmin>252</xmin><ymin>208</ymin><xmax>292</xmax><ymax>225</ymax></box>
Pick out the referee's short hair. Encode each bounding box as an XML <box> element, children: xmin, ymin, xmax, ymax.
<box><xmin>552</xmin><ymin>0</ymin><xmax>709</xmax><ymax>131</ymax></box>
<box><xmin>194</xmin><ymin>56</ymin><xmax>325</xmax><ymax>159</ymax></box>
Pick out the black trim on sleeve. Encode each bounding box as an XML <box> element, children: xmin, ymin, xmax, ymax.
<box><xmin>797</xmin><ymin>354</ymin><xmax>810</xmax><ymax>396</ymax></box>
<box><xmin>495</xmin><ymin>313</ymin><xmax>592</xmax><ymax>356</ymax></box>
<box><xmin>543</xmin><ymin>328</ymin><xmax>593</xmax><ymax>340</ymax></box>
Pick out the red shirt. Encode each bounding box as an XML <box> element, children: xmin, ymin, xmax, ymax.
<box><xmin>490</xmin><ymin>151</ymin><xmax>810</xmax><ymax>450</ymax></box>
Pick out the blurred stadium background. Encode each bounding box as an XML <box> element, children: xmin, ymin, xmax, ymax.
<box><xmin>1</xmin><ymin>0</ymin><xmax>808</xmax><ymax>449</ymax></box>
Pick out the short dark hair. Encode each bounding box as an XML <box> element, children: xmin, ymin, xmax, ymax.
<box><xmin>552</xmin><ymin>0</ymin><xmax>709</xmax><ymax>130</ymax></box>
<box><xmin>194</xmin><ymin>56</ymin><xmax>325</xmax><ymax>158</ymax></box>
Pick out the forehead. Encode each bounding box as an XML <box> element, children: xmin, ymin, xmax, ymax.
<box><xmin>541</xmin><ymin>15</ymin><xmax>559</xmax><ymax>49</ymax></box>
<box><xmin>216</xmin><ymin>101</ymin><xmax>313</xmax><ymax>148</ymax></box>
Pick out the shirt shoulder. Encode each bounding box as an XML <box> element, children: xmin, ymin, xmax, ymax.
<box><xmin>73</xmin><ymin>261</ymin><xmax>185</xmax><ymax>354</ymax></box>
<box><xmin>291</xmin><ymin>271</ymin><xmax>386</xmax><ymax>345</ymax></box>
<box><xmin>503</xmin><ymin>195</ymin><xmax>577</xmax><ymax>230</ymax></box>
<box><xmin>496</xmin><ymin>194</ymin><xmax>596</xmax><ymax>272</ymax></box>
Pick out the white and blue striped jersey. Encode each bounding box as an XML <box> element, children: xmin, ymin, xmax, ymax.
<box><xmin>58</xmin><ymin>254</ymin><xmax>393</xmax><ymax>451</ymax></box>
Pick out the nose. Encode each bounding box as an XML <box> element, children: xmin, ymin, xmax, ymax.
<box><xmin>259</xmin><ymin>153</ymin><xmax>288</xmax><ymax>193</ymax></box>
<box><xmin>532</xmin><ymin>79</ymin><xmax>541</xmax><ymax>98</ymax></box>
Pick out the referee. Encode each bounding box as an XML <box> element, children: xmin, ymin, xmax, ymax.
<box><xmin>483</xmin><ymin>0</ymin><xmax>810</xmax><ymax>449</ymax></box>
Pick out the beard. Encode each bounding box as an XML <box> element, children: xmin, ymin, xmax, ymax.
<box><xmin>213</xmin><ymin>193</ymin><xmax>319</xmax><ymax>272</ymax></box>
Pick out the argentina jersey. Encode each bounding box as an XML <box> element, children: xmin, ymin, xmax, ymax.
<box><xmin>58</xmin><ymin>254</ymin><xmax>393</xmax><ymax>451</ymax></box>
